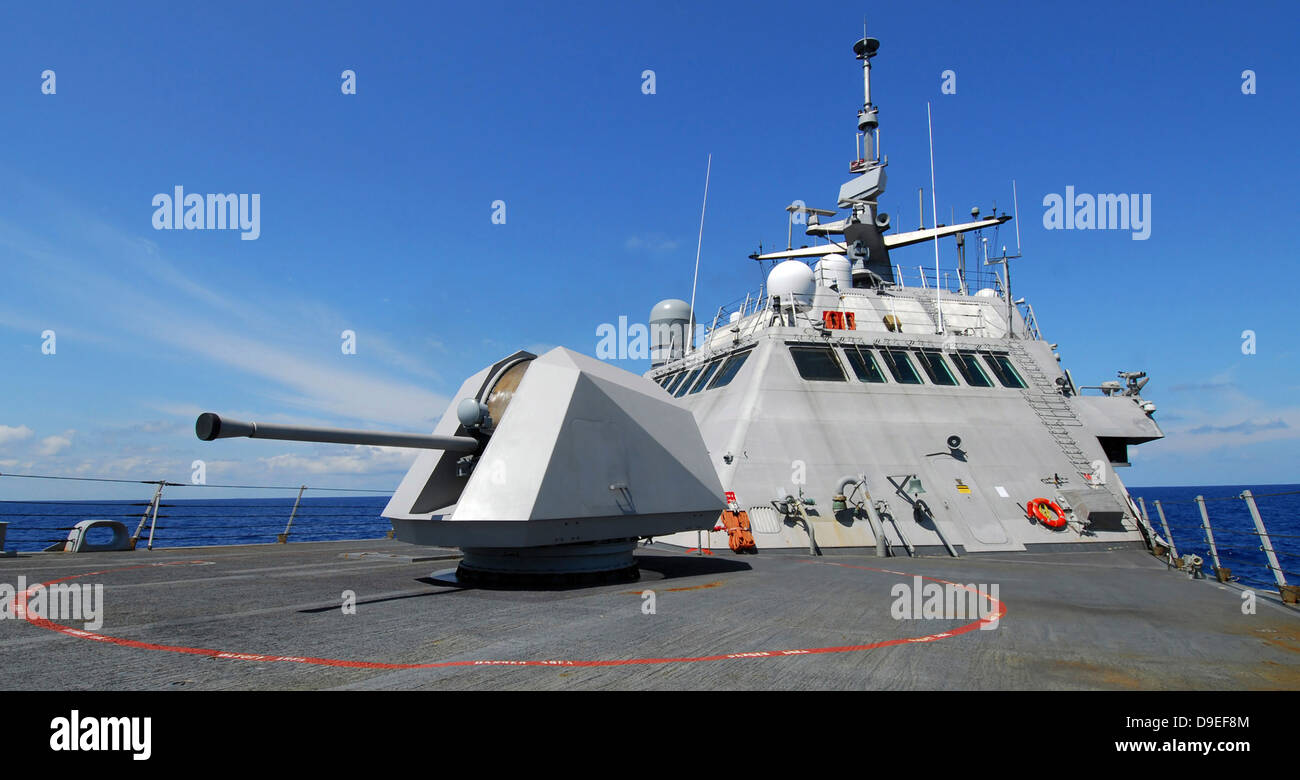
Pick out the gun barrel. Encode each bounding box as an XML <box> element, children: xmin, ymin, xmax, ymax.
<box><xmin>195</xmin><ymin>413</ymin><xmax>480</xmax><ymax>453</ymax></box>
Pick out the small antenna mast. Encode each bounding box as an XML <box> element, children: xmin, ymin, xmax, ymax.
<box><xmin>1012</xmin><ymin>179</ymin><xmax>1022</xmax><ymax>253</ymax></box>
<box><xmin>687</xmin><ymin>153</ymin><xmax>712</xmax><ymax>354</ymax></box>
<box><xmin>927</xmin><ymin>102</ymin><xmax>942</xmax><ymax>334</ymax></box>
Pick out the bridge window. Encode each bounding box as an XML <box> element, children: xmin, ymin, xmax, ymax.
<box><xmin>844</xmin><ymin>346</ymin><xmax>887</xmax><ymax>383</ymax></box>
<box><xmin>673</xmin><ymin>365</ymin><xmax>705</xmax><ymax>397</ymax></box>
<box><xmin>664</xmin><ymin>371</ymin><xmax>688</xmax><ymax>394</ymax></box>
<box><xmin>655</xmin><ymin>373</ymin><xmax>675</xmax><ymax>388</ymax></box>
<box><xmin>915</xmin><ymin>350</ymin><xmax>958</xmax><ymax>386</ymax></box>
<box><xmin>687</xmin><ymin>358</ymin><xmax>724</xmax><ymax>395</ymax></box>
<box><xmin>789</xmin><ymin>345</ymin><xmax>847</xmax><ymax>381</ymax></box>
<box><xmin>707</xmin><ymin>349</ymin><xmax>752</xmax><ymax>390</ymax></box>
<box><xmin>951</xmin><ymin>352</ymin><xmax>993</xmax><ymax>387</ymax></box>
<box><xmin>983</xmin><ymin>353</ymin><xmax>1028</xmax><ymax>388</ymax></box>
<box><xmin>880</xmin><ymin>348</ymin><xmax>923</xmax><ymax>384</ymax></box>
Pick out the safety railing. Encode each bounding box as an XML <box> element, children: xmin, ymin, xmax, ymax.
<box><xmin>891</xmin><ymin>265</ymin><xmax>1006</xmax><ymax>296</ymax></box>
<box><xmin>1135</xmin><ymin>488</ymin><xmax>1299</xmax><ymax>604</ymax></box>
<box><xmin>706</xmin><ymin>287</ymin><xmax>765</xmax><ymax>336</ymax></box>
<box><xmin>0</xmin><ymin>472</ymin><xmax>393</xmax><ymax>553</ymax></box>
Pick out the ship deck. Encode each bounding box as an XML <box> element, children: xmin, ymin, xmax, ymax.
<box><xmin>2</xmin><ymin>539</ymin><xmax>1297</xmax><ymax>690</ymax></box>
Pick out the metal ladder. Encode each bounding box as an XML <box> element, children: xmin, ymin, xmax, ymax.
<box><xmin>1007</xmin><ymin>341</ymin><xmax>1093</xmax><ymax>479</ymax></box>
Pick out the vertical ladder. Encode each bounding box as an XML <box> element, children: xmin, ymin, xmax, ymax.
<box><xmin>1006</xmin><ymin>341</ymin><xmax>1093</xmax><ymax>480</ymax></box>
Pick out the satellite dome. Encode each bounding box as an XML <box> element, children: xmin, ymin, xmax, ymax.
<box><xmin>767</xmin><ymin>260</ymin><xmax>815</xmax><ymax>308</ymax></box>
<box><xmin>650</xmin><ymin>299</ymin><xmax>692</xmax><ymax>324</ymax></box>
<box><xmin>649</xmin><ymin>299</ymin><xmax>692</xmax><ymax>367</ymax></box>
<box><xmin>813</xmin><ymin>253</ymin><xmax>852</xmax><ymax>292</ymax></box>
<box><xmin>975</xmin><ymin>288</ymin><xmax>998</xmax><ymax>298</ymax></box>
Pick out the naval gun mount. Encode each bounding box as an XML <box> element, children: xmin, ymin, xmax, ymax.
<box><xmin>196</xmin><ymin>347</ymin><xmax>725</xmax><ymax>584</ymax></box>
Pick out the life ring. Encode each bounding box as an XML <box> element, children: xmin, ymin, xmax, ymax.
<box><xmin>1027</xmin><ymin>498</ymin><xmax>1067</xmax><ymax>529</ymax></box>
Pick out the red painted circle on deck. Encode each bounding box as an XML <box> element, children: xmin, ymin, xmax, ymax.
<box><xmin>20</xmin><ymin>558</ymin><xmax>1005</xmax><ymax>669</ymax></box>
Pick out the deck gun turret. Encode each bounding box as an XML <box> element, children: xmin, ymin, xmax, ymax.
<box><xmin>195</xmin><ymin>348</ymin><xmax>724</xmax><ymax>583</ymax></box>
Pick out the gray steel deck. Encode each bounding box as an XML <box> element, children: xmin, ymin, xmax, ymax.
<box><xmin>1</xmin><ymin>539</ymin><xmax>1296</xmax><ymax>690</ymax></box>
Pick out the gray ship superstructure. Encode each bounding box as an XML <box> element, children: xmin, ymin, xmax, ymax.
<box><xmin>192</xmin><ymin>34</ymin><xmax>1163</xmax><ymax>578</ymax></box>
<box><xmin>647</xmin><ymin>35</ymin><xmax>1163</xmax><ymax>555</ymax></box>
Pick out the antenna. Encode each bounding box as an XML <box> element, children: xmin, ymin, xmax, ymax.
<box><xmin>927</xmin><ymin>102</ymin><xmax>942</xmax><ymax>334</ymax></box>
<box><xmin>1012</xmin><ymin>179</ymin><xmax>1022</xmax><ymax>253</ymax></box>
<box><xmin>687</xmin><ymin>153</ymin><xmax>712</xmax><ymax>354</ymax></box>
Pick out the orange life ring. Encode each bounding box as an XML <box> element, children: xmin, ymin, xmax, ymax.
<box><xmin>1027</xmin><ymin>498</ymin><xmax>1067</xmax><ymax>529</ymax></box>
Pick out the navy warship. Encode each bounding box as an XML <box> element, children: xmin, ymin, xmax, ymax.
<box><xmin>194</xmin><ymin>33</ymin><xmax>1164</xmax><ymax>574</ymax></box>
<box><xmin>3</xmin><ymin>32</ymin><xmax>1295</xmax><ymax>694</ymax></box>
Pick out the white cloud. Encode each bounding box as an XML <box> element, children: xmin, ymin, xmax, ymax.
<box><xmin>37</xmin><ymin>431</ymin><xmax>74</xmax><ymax>456</ymax></box>
<box><xmin>259</xmin><ymin>446</ymin><xmax>418</xmax><ymax>475</ymax></box>
<box><xmin>0</xmin><ymin>425</ymin><xmax>34</xmax><ymax>446</ymax></box>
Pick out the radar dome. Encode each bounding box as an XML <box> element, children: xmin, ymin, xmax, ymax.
<box><xmin>649</xmin><ymin>298</ymin><xmax>692</xmax><ymax>367</ymax></box>
<box><xmin>813</xmin><ymin>253</ymin><xmax>852</xmax><ymax>292</ymax></box>
<box><xmin>767</xmin><ymin>260</ymin><xmax>815</xmax><ymax>308</ymax></box>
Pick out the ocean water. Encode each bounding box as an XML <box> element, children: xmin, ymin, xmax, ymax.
<box><xmin>2</xmin><ymin>487</ymin><xmax>1297</xmax><ymax>590</ymax></box>
<box><xmin>0</xmin><ymin>496</ymin><xmax>391</xmax><ymax>553</ymax></box>
<box><xmin>1128</xmin><ymin>484</ymin><xmax>1300</xmax><ymax>590</ymax></box>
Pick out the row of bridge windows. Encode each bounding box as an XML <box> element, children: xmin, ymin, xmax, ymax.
<box><xmin>652</xmin><ymin>343</ymin><xmax>1029</xmax><ymax>397</ymax></box>
<box><xmin>655</xmin><ymin>349</ymin><xmax>753</xmax><ymax>397</ymax></box>
<box><xmin>789</xmin><ymin>344</ymin><xmax>1028</xmax><ymax>388</ymax></box>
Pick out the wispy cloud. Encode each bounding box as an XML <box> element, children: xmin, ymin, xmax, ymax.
<box><xmin>0</xmin><ymin>212</ymin><xmax>449</xmax><ymax>431</ymax></box>
<box><xmin>624</xmin><ymin>234</ymin><xmax>681</xmax><ymax>253</ymax></box>
<box><xmin>0</xmin><ymin>425</ymin><xmax>34</xmax><ymax>446</ymax></box>
<box><xmin>37</xmin><ymin>431</ymin><xmax>75</xmax><ymax>456</ymax></box>
<box><xmin>259</xmin><ymin>446</ymin><xmax>418</xmax><ymax>475</ymax></box>
<box><xmin>1187</xmin><ymin>418</ymin><xmax>1288</xmax><ymax>436</ymax></box>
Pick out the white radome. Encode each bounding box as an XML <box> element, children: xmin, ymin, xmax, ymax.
<box><xmin>767</xmin><ymin>259</ymin><xmax>816</xmax><ymax>308</ymax></box>
<box><xmin>813</xmin><ymin>253</ymin><xmax>852</xmax><ymax>292</ymax></box>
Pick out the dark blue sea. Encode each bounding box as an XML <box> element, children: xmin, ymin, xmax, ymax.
<box><xmin>0</xmin><ymin>496</ymin><xmax>391</xmax><ymax>552</ymax></box>
<box><xmin>2</xmin><ymin>486</ymin><xmax>1297</xmax><ymax>590</ymax></box>
<box><xmin>1128</xmin><ymin>484</ymin><xmax>1300</xmax><ymax>590</ymax></box>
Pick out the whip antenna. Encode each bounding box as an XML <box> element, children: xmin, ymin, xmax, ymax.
<box><xmin>688</xmin><ymin>153</ymin><xmax>712</xmax><ymax>354</ymax></box>
<box><xmin>927</xmin><ymin>102</ymin><xmax>942</xmax><ymax>334</ymax></box>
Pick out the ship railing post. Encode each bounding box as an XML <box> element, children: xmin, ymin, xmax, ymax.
<box><xmin>1196</xmin><ymin>495</ymin><xmax>1224</xmax><ymax>580</ymax></box>
<box><xmin>279</xmin><ymin>485</ymin><xmax>306</xmax><ymax>544</ymax></box>
<box><xmin>1154</xmin><ymin>500</ymin><xmax>1177</xmax><ymax>567</ymax></box>
<box><xmin>1137</xmin><ymin>496</ymin><xmax>1155</xmax><ymax>549</ymax></box>
<box><xmin>131</xmin><ymin>482</ymin><xmax>164</xmax><ymax>550</ymax></box>
<box><xmin>145</xmin><ymin>482</ymin><xmax>164</xmax><ymax>551</ymax></box>
<box><xmin>1241</xmin><ymin>489</ymin><xmax>1288</xmax><ymax>593</ymax></box>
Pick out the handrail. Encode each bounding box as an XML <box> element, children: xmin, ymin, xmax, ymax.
<box><xmin>0</xmin><ymin>471</ymin><xmax>392</xmax><ymax>551</ymax></box>
<box><xmin>1134</xmin><ymin>488</ymin><xmax>1297</xmax><ymax>600</ymax></box>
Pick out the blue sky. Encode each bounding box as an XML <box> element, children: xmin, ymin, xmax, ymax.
<box><xmin>1</xmin><ymin>0</ymin><xmax>1297</xmax><ymax>499</ymax></box>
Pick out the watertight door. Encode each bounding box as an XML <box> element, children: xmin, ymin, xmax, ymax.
<box><xmin>928</xmin><ymin>460</ymin><xmax>1025</xmax><ymax>552</ymax></box>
